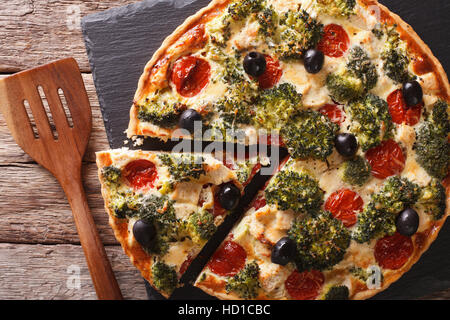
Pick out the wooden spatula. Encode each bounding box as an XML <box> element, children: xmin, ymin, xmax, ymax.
<box><xmin>0</xmin><ymin>58</ymin><xmax>123</xmax><ymax>300</ymax></box>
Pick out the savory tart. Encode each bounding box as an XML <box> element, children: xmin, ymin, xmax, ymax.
<box><xmin>98</xmin><ymin>0</ymin><xmax>450</xmax><ymax>299</ymax></box>
<box><xmin>96</xmin><ymin>149</ymin><xmax>260</xmax><ymax>297</ymax></box>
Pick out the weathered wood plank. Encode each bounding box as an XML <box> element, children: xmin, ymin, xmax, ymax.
<box><xmin>0</xmin><ymin>0</ymin><xmax>138</xmax><ymax>73</ymax></box>
<box><xmin>0</xmin><ymin>162</ymin><xmax>118</xmax><ymax>245</ymax></box>
<box><xmin>0</xmin><ymin>243</ymin><xmax>147</xmax><ymax>300</ymax></box>
<box><xmin>0</xmin><ymin>73</ymin><xmax>112</xmax><ymax>165</ymax></box>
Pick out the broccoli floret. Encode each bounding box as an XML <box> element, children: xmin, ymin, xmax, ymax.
<box><xmin>255</xmin><ymin>83</ymin><xmax>303</xmax><ymax>130</ymax></box>
<box><xmin>234</xmin><ymin>159</ymin><xmax>256</xmax><ymax>184</ymax></box>
<box><xmin>326</xmin><ymin>46</ymin><xmax>377</xmax><ymax>102</ymax></box>
<box><xmin>346</xmin><ymin>93</ymin><xmax>393</xmax><ymax>151</ymax></box>
<box><xmin>151</xmin><ymin>261</ymin><xmax>178</xmax><ymax>295</ymax></box>
<box><xmin>315</xmin><ymin>0</ymin><xmax>356</xmax><ymax>17</ymax></box>
<box><xmin>225</xmin><ymin>261</ymin><xmax>261</xmax><ymax>299</ymax></box>
<box><xmin>352</xmin><ymin>203</ymin><xmax>396</xmax><ymax>244</ymax></box>
<box><xmin>340</xmin><ymin>156</ymin><xmax>371</xmax><ymax>186</ymax></box>
<box><xmin>326</xmin><ymin>47</ymin><xmax>378</xmax><ymax>102</ymax></box>
<box><xmin>216</xmin><ymin>79</ymin><xmax>258</xmax><ymax>126</ymax></box>
<box><xmin>185</xmin><ymin>210</ymin><xmax>217</xmax><ymax>244</ymax></box>
<box><xmin>430</xmin><ymin>100</ymin><xmax>450</xmax><ymax>134</ymax></box>
<box><xmin>381</xmin><ymin>27</ymin><xmax>415</xmax><ymax>83</ymax></box>
<box><xmin>109</xmin><ymin>191</ymin><xmax>141</xmax><ymax>219</ymax></box>
<box><xmin>139</xmin><ymin>195</ymin><xmax>176</xmax><ymax>223</ymax></box>
<box><xmin>381</xmin><ymin>49</ymin><xmax>412</xmax><ymax>84</ymax></box>
<box><xmin>138</xmin><ymin>195</ymin><xmax>179</xmax><ymax>255</ymax></box>
<box><xmin>227</xmin><ymin>0</ymin><xmax>264</xmax><ymax>21</ymax></box>
<box><xmin>159</xmin><ymin>154</ymin><xmax>206</xmax><ymax>182</ymax></box>
<box><xmin>281</xmin><ymin>110</ymin><xmax>338</xmax><ymax>160</ymax></box>
<box><xmin>350</xmin><ymin>266</ymin><xmax>384</xmax><ymax>284</ymax></box>
<box><xmin>347</xmin><ymin>46</ymin><xmax>378</xmax><ymax>90</ymax></box>
<box><xmin>102</xmin><ymin>166</ymin><xmax>121</xmax><ymax>186</ymax></box>
<box><xmin>208</xmin><ymin>16</ymin><xmax>232</xmax><ymax>48</ymax></box>
<box><xmin>137</xmin><ymin>90</ymin><xmax>185</xmax><ymax>127</ymax></box>
<box><xmin>417</xmin><ymin>178</ymin><xmax>446</xmax><ymax>220</ymax></box>
<box><xmin>326</xmin><ymin>69</ymin><xmax>365</xmax><ymax>103</ymax></box>
<box><xmin>371</xmin><ymin>25</ymin><xmax>384</xmax><ymax>40</ymax></box>
<box><xmin>349</xmin><ymin>266</ymin><xmax>369</xmax><ymax>282</ymax></box>
<box><xmin>372</xmin><ymin>176</ymin><xmax>421</xmax><ymax>214</ymax></box>
<box><xmin>220</xmin><ymin>54</ymin><xmax>247</xmax><ymax>85</ymax></box>
<box><xmin>206</xmin><ymin>48</ymin><xmax>258</xmax><ymax>126</ymax></box>
<box><xmin>414</xmin><ymin>102</ymin><xmax>449</xmax><ymax>179</ymax></box>
<box><xmin>265</xmin><ymin>169</ymin><xmax>324</xmax><ymax>213</ymax></box>
<box><xmin>276</xmin><ymin>10</ymin><xmax>323</xmax><ymax>60</ymax></box>
<box><xmin>257</xmin><ymin>5</ymin><xmax>278</xmax><ymax>37</ymax></box>
<box><xmin>205</xmin><ymin>118</ymin><xmax>236</xmax><ymax>142</ymax></box>
<box><xmin>323</xmin><ymin>285</ymin><xmax>350</xmax><ymax>300</ymax></box>
<box><xmin>353</xmin><ymin>177</ymin><xmax>420</xmax><ymax>243</ymax></box>
<box><xmin>288</xmin><ymin>211</ymin><xmax>351</xmax><ymax>271</ymax></box>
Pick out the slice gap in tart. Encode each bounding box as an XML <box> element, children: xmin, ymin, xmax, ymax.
<box><xmin>96</xmin><ymin>148</ymin><xmax>263</xmax><ymax>297</ymax></box>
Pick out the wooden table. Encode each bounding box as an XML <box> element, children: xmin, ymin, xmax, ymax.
<box><xmin>0</xmin><ymin>0</ymin><xmax>148</xmax><ymax>300</ymax></box>
<box><xmin>0</xmin><ymin>0</ymin><xmax>448</xmax><ymax>300</ymax></box>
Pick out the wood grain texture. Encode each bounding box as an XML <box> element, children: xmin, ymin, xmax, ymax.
<box><xmin>0</xmin><ymin>0</ymin><xmax>141</xmax><ymax>299</ymax></box>
<box><xmin>0</xmin><ymin>243</ymin><xmax>146</xmax><ymax>300</ymax></box>
<box><xmin>0</xmin><ymin>58</ymin><xmax>122</xmax><ymax>299</ymax></box>
<box><xmin>0</xmin><ymin>162</ymin><xmax>117</xmax><ymax>244</ymax></box>
<box><xmin>0</xmin><ymin>0</ymin><xmax>137</xmax><ymax>73</ymax></box>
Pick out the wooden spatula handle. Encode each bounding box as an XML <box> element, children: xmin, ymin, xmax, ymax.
<box><xmin>62</xmin><ymin>174</ymin><xmax>123</xmax><ymax>300</ymax></box>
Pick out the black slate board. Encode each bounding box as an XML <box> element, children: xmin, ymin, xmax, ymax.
<box><xmin>81</xmin><ymin>0</ymin><xmax>450</xmax><ymax>300</ymax></box>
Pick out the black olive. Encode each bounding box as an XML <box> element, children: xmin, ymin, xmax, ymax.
<box><xmin>271</xmin><ymin>237</ymin><xmax>296</xmax><ymax>266</ymax></box>
<box><xmin>396</xmin><ymin>208</ymin><xmax>419</xmax><ymax>236</ymax></box>
<box><xmin>133</xmin><ymin>219</ymin><xmax>156</xmax><ymax>248</ymax></box>
<box><xmin>335</xmin><ymin>133</ymin><xmax>358</xmax><ymax>157</ymax></box>
<box><xmin>243</xmin><ymin>52</ymin><xmax>266</xmax><ymax>77</ymax></box>
<box><xmin>179</xmin><ymin>109</ymin><xmax>202</xmax><ymax>134</ymax></box>
<box><xmin>402</xmin><ymin>81</ymin><xmax>423</xmax><ymax>106</ymax></box>
<box><xmin>218</xmin><ymin>183</ymin><xmax>241</xmax><ymax>211</ymax></box>
<box><xmin>304</xmin><ymin>49</ymin><xmax>325</xmax><ymax>74</ymax></box>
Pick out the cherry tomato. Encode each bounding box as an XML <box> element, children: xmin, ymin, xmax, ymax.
<box><xmin>387</xmin><ymin>89</ymin><xmax>422</xmax><ymax>126</ymax></box>
<box><xmin>317</xmin><ymin>24</ymin><xmax>350</xmax><ymax>58</ymax></box>
<box><xmin>319</xmin><ymin>104</ymin><xmax>346</xmax><ymax>125</ymax></box>
<box><xmin>208</xmin><ymin>241</ymin><xmax>247</xmax><ymax>277</ymax></box>
<box><xmin>171</xmin><ymin>55</ymin><xmax>211</xmax><ymax>97</ymax></box>
<box><xmin>251</xmin><ymin>194</ymin><xmax>267</xmax><ymax>211</ymax></box>
<box><xmin>124</xmin><ymin>160</ymin><xmax>158</xmax><ymax>190</ymax></box>
<box><xmin>285</xmin><ymin>270</ymin><xmax>325</xmax><ymax>300</ymax></box>
<box><xmin>325</xmin><ymin>189</ymin><xmax>363</xmax><ymax>227</ymax></box>
<box><xmin>365</xmin><ymin>139</ymin><xmax>405</xmax><ymax>179</ymax></box>
<box><xmin>257</xmin><ymin>55</ymin><xmax>282</xmax><ymax>89</ymax></box>
<box><xmin>375</xmin><ymin>233</ymin><xmax>413</xmax><ymax>270</ymax></box>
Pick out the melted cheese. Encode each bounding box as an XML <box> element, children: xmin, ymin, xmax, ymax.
<box><xmin>162</xmin><ymin>239</ymin><xmax>196</xmax><ymax>271</ymax></box>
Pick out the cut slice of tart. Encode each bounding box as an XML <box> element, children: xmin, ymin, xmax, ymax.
<box><xmin>96</xmin><ymin>148</ymin><xmax>261</xmax><ymax>297</ymax></box>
